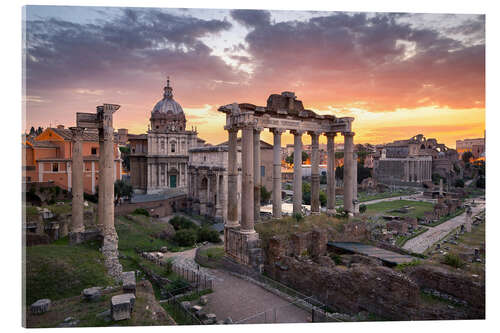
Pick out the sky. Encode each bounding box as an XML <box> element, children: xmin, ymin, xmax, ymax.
<box><xmin>23</xmin><ymin>6</ymin><xmax>485</xmax><ymax>148</ymax></box>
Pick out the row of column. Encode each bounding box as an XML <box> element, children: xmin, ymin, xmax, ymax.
<box><xmin>188</xmin><ymin>170</ymin><xmax>225</xmax><ymax>221</ymax></box>
<box><xmin>406</xmin><ymin>159</ymin><xmax>432</xmax><ymax>182</ymax></box>
<box><xmin>226</xmin><ymin>126</ymin><xmax>357</xmax><ymax>235</ymax></box>
<box><xmin>70</xmin><ymin>104</ymin><xmax>119</xmax><ymax>242</ymax></box>
<box><xmin>147</xmin><ymin>162</ymin><xmax>187</xmax><ymax>188</ymax></box>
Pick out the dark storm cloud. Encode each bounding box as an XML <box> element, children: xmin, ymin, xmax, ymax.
<box><xmin>25</xmin><ymin>8</ymin><xmax>236</xmax><ymax>92</ymax></box>
<box><xmin>230</xmin><ymin>9</ymin><xmax>271</xmax><ymax>28</ymax></box>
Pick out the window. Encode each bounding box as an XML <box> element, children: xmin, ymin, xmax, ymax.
<box><xmin>171</xmin><ymin>142</ymin><xmax>176</xmax><ymax>153</ymax></box>
<box><xmin>160</xmin><ymin>141</ymin><xmax>165</xmax><ymax>150</ymax></box>
<box><xmin>91</xmin><ymin>147</ymin><xmax>97</xmax><ymax>155</ymax></box>
<box><xmin>261</xmin><ymin>165</ymin><xmax>265</xmax><ymax>177</ymax></box>
<box><xmin>52</xmin><ymin>163</ymin><xmax>59</xmax><ymax>172</ymax></box>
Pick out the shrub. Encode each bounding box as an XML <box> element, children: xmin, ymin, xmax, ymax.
<box><xmin>442</xmin><ymin>253</ymin><xmax>465</xmax><ymax>269</ymax></box>
<box><xmin>197</xmin><ymin>227</ymin><xmax>221</xmax><ymax>243</ymax></box>
<box><xmin>359</xmin><ymin>204</ymin><xmax>367</xmax><ymax>213</ymax></box>
<box><xmin>169</xmin><ymin>216</ymin><xmax>197</xmax><ymax>230</ymax></box>
<box><xmin>173</xmin><ymin>229</ymin><xmax>198</xmax><ymax>247</ymax></box>
<box><xmin>329</xmin><ymin>253</ymin><xmax>343</xmax><ymax>265</ymax></box>
<box><xmin>454</xmin><ymin>179</ymin><xmax>465</xmax><ymax>188</ymax></box>
<box><xmin>292</xmin><ymin>212</ymin><xmax>303</xmax><ymax>222</ymax></box>
<box><xmin>133</xmin><ymin>208</ymin><xmax>150</xmax><ymax>216</ymax></box>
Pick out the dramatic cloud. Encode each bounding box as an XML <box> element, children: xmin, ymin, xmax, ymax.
<box><xmin>233</xmin><ymin>11</ymin><xmax>484</xmax><ymax>112</ymax></box>
<box><xmin>24</xmin><ymin>7</ymin><xmax>485</xmax><ymax>147</ymax></box>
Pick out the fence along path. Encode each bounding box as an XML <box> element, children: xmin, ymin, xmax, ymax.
<box><xmin>172</xmin><ymin>263</ymin><xmax>215</xmax><ymax>290</ymax></box>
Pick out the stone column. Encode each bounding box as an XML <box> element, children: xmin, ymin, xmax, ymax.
<box><xmin>326</xmin><ymin>132</ymin><xmax>336</xmax><ymax>214</ymax></box>
<box><xmin>99</xmin><ymin>104</ymin><xmax>119</xmax><ymax>238</ymax></box>
<box><xmin>272</xmin><ymin>128</ymin><xmax>283</xmax><ymax>218</ymax></box>
<box><xmin>353</xmin><ymin>151</ymin><xmax>359</xmax><ymax>214</ymax></box>
<box><xmin>69</xmin><ymin>126</ymin><xmax>85</xmax><ymax>244</ymax></box>
<box><xmin>253</xmin><ymin>128</ymin><xmax>262</xmax><ymax>222</ymax></box>
<box><xmin>98</xmin><ymin>104</ymin><xmax>122</xmax><ymax>281</ymax></box>
<box><xmin>215</xmin><ymin>172</ymin><xmax>222</xmax><ymax>222</ymax></box>
<box><xmin>97</xmin><ymin>127</ymin><xmax>105</xmax><ymax>231</ymax></box>
<box><xmin>343</xmin><ymin>132</ymin><xmax>355</xmax><ymax>215</ymax></box>
<box><xmin>241</xmin><ymin>124</ymin><xmax>255</xmax><ymax>232</ymax></box>
<box><xmin>292</xmin><ymin>130</ymin><xmax>303</xmax><ymax>215</ymax></box>
<box><xmin>226</xmin><ymin>128</ymin><xmax>239</xmax><ymax>227</ymax></box>
<box><xmin>309</xmin><ymin>131</ymin><xmax>320</xmax><ymax>215</ymax></box>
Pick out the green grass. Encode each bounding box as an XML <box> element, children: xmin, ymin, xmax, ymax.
<box><xmin>198</xmin><ymin>246</ymin><xmax>224</xmax><ymax>260</ymax></box>
<box><xmin>357</xmin><ymin>190</ymin><xmax>417</xmax><ymax>203</ymax></box>
<box><xmin>25</xmin><ymin>205</ymin><xmax>39</xmax><ymax>221</ymax></box>
<box><xmin>255</xmin><ymin>214</ymin><xmax>347</xmax><ymax>244</ymax></box>
<box><xmin>25</xmin><ymin>239</ymin><xmax>114</xmax><ymax>305</ymax></box>
<box><xmin>364</xmin><ymin>200</ymin><xmax>434</xmax><ymax>219</ymax></box>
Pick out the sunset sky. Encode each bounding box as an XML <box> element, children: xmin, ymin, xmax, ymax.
<box><xmin>23</xmin><ymin>6</ymin><xmax>485</xmax><ymax>148</ymax></box>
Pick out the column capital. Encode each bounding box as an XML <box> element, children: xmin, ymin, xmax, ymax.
<box><xmin>253</xmin><ymin>126</ymin><xmax>264</xmax><ymax>133</ymax></box>
<box><xmin>270</xmin><ymin>127</ymin><xmax>285</xmax><ymax>135</ymax></box>
<box><xmin>69</xmin><ymin>126</ymin><xmax>85</xmax><ymax>139</ymax></box>
<box><xmin>307</xmin><ymin>130</ymin><xmax>322</xmax><ymax>137</ymax></box>
<box><xmin>225</xmin><ymin>125</ymin><xmax>240</xmax><ymax>132</ymax></box>
<box><xmin>97</xmin><ymin>103</ymin><xmax>120</xmax><ymax>114</ymax></box>
<box><xmin>325</xmin><ymin>132</ymin><xmax>337</xmax><ymax>138</ymax></box>
<box><xmin>343</xmin><ymin>131</ymin><xmax>355</xmax><ymax>137</ymax></box>
<box><xmin>290</xmin><ymin>129</ymin><xmax>305</xmax><ymax>136</ymax></box>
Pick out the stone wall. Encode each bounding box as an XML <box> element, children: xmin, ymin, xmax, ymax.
<box><xmin>114</xmin><ymin>195</ymin><xmax>186</xmax><ymax>217</ymax></box>
<box><xmin>265</xmin><ymin>256</ymin><xmax>421</xmax><ymax>320</ymax></box>
<box><xmin>405</xmin><ymin>265</ymin><xmax>485</xmax><ymax>310</ymax></box>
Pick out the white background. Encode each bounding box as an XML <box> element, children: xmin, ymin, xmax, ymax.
<box><xmin>1</xmin><ymin>0</ymin><xmax>498</xmax><ymax>332</ymax></box>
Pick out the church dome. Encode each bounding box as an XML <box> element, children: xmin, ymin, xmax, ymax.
<box><xmin>152</xmin><ymin>78</ymin><xmax>184</xmax><ymax>115</ymax></box>
<box><xmin>150</xmin><ymin>78</ymin><xmax>187</xmax><ymax>132</ymax></box>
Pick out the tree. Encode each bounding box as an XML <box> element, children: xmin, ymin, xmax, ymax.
<box><xmin>357</xmin><ymin>162</ymin><xmax>371</xmax><ymax>184</ymax></box>
<box><xmin>260</xmin><ymin>185</ymin><xmax>271</xmax><ymax>204</ymax></box>
<box><xmin>285</xmin><ymin>151</ymin><xmax>309</xmax><ymax>165</ymax></box>
<box><xmin>119</xmin><ymin>146</ymin><xmax>131</xmax><ymax>171</ymax></box>
<box><xmin>36</xmin><ymin>126</ymin><xmax>43</xmax><ymax>135</ymax></box>
<box><xmin>29</xmin><ymin>126</ymin><xmax>36</xmax><ymax>135</ymax></box>
<box><xmin>302</xmin><ymin>182</ymin><xmax>311</xmax><ymax>205</ymax></box>
<box><xmin>336</xmin><ymin>165</ymin><xmax>344</xmax><ymax>180</ymax></box>
<box><xmin>114</xmin><ymin>179</ymin><xmax>133</xmax><ymax>204</ymax></box>
<box><xmin>319</xmin><ymin>190</ymin><xmax>327</xmax><ymax>207</ymax></box>
<box><xmin>462</xmin><ymin>151</ymin><xmax>473</xmax><ymax>164</ymax></box>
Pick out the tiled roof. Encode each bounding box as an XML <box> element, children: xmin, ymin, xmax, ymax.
<box><xmin>50</xmin><ymin>127</ymin><xmax>99</xmax><ymax>141</ymax></box>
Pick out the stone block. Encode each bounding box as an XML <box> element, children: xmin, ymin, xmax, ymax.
<box><xmin>122</xmin><ymin>271</ymin><xmax>136</xmax><ymax>294</ymax></box>
<box><xmin>82</xmin><ymin>286</ymin><xmax>102</xmax><ymax>302</ymax></box>
<box><xmin>190</xmin><ymin>304</ymin><xmax>202</xmax><ymax>316</ymax></box>
<box><xmin>199</xmin><ymin>295</ymin><xmax>208</xmax><ymax>305</ymax></box>
<box><xmin>30</xmin><ymin>299</ymin><xmax>51</xmax><ymax>315</ymax></box>
<box><xmin>180</xmin><ymin>301</ymin><xmax>191</xmax><ymax>310</ymax></box>
<box><xmin>224</xmin><ymin>317</ymin><xmax>233</xmax><ymax>324</ymax></box>
<box><xmin>110</xmin><ymin>293</ymin><xmax>136</xmax><ymax>321</ymax></box>
<box><xmin>203</xmin><ymin>313</ymin><xmax>217</xmax><ymax>324</ymax></box>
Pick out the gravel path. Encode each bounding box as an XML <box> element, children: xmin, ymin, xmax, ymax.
<box><xmin>402</xmin><ymin>199</ymin><xmax>485</xmax><ymax>254</ymax></box>
<box><xmin>164</xmin><ymin>247</ymin><xmax>310</xmax><ymax>323</ymax></box>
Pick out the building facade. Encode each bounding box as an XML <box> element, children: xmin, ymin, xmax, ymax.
<box><xmin>456</xmin><ymin>137</ymin><xmax>485</xmax><ymax>160</ymax></box>
<box><xmin>373</xmin><ymin>134</ymin><xmax>459</xmax><ymax>186</ymax></box>
<box><xmin>23</xmin><ymin>126</ymin><xmax>121</xmax><ymax>194</ymax></box>
<box><xmin>187</xmin><ymin>139</ymin><xmax>273</xmax><ymax>223</ymax></box>
<box><xmin>129</xmin><ymin>79</ymin><xmax>203</xmax><ymax>194</ymax></box>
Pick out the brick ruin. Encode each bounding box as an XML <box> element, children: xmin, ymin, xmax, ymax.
<box><xmin>261</xmin><ymin>226</ymin><xmax>484</xmax><ymax>320</ymax></box>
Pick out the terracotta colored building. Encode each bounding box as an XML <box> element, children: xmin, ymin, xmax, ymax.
<box><xmin>23</xmin><ymin>125</ymin><xmax>122</xmax><ymax>194</ymax></box>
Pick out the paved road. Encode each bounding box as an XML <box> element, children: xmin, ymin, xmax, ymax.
<box><xmin>402</xmin><ymin>199</ymin><xmax>485</xmax><ymax>254</ymax></box>
<box><xmin>202</xmin><ymin>269</ymin><xmax>310</xmax><ymax>324</ymax></box>
<box><xmin>165</xmin><ymin>249</ymin><xmax>310</xmax><ymax>324</ymax></box>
